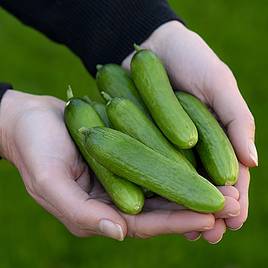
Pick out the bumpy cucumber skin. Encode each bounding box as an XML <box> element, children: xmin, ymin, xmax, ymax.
<box><xmin>84</xmin><ymin>127</ymin><xmax>225</xmax><ymax>213</ymax></box>
<box><xmin>92</xmin><ymin>102</ymin><xmax>111</xmax><ymax>127</ymax></box>
<box><xmin>64</xmin><ymin>98</ymin><xmax>144</xmax><ymax>214</ymax></box>
<box><xmin>131</xmin><ymin>49</ymin><xmax>198</xmax><ymax>149</ymax></box>
<box><xmin>106</xmin><ymin>97</ymin><xmax>195</xmax><ymax>170</ymax></box>
<box><xmin>176</xmin><ymin>92</ymin><xmax>239</xmax><ymax>186</ymax></box>
<box><xmin>180</xmin><ymin>149</ymin><xmax>197</xmax><ymax>168</ymax></box>
<box><xmin>81</xmin><ymin>96</ymin><xmax>111</xmax><ymax>127</ymax></box>
<box><xmin>96</xmin><ymin>64</ymin><xmax>149</xmax><ymax>115</ymax></box>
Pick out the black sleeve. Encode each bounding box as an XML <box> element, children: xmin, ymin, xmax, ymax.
<box><xmin>0</xmin><ymin>0</ymin><xmax>182</xmax><ymax>76</ymax></box>
<box><xmin>0</xmin><ymin>83</ymin><xmax>12</xmax><ymax>101</ymax></box>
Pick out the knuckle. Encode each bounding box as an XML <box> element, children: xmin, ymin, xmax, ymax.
<box><xmin>128</xmin><ymin>230</ymin><xmax>150</xmax><ymax>239</ymax></box>
<box><xmin>32</xmin><ymin>174</ymin><xmax>50</xmax><ymax>194</ymax></box>
<box><xmin>71</xmin><ymin>204</ymin><xmax>89</xmax><ymax>230</ymax></box>
<box><xmin>127</xmin><ymin>217</ymin><xmax>151</xmax><ymax>239</ymax></box>
<box><xmin>212</xmin><ymin>62</ymin><xmax>237</xmax><ymax>87</ymax></box>
<box><xmin>68</xmin><ymin>227</ymin><xmax>89</xmax><ymax>238</ymax></box>
<box><xmin>205</xmin><ymin>214</ymin><xmax>216</xmax><ymax>229</ymax></box>
<box><xmin>241</xmin><ymin>111</ymin><xmax>255</xmax><ymax>131</ymax></box>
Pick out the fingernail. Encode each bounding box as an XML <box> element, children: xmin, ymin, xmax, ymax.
<box><xmin>188</xmin><ymin>234</ymin><xmax>201</xmax><ymax>242</ymax></box>
<box><xmin>98</xmin><ymin>219</ymin><xmax>124</xmax><ymax>241</ymax></box>
<box><xmin>229</xmin><ymin>224</ymin><xmax>243</xmax><ymax>231</ymax></box>
<box><xmin>208</xmin><ymin>235</ymin><xmax>223</xmax><ymax>245</ymax></box>
<box><xmin>249</xmin><ymin>141</ymin><xmax>258</xmax><ymax>166</ymax></box>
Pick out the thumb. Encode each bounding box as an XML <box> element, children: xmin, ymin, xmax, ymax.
<box><xmin>32</xmin><ymin>167</ymin><xmax>127</xmax><ymax>241</ymax></box>
<box><xmin>208</xmin><ymin>69</ymin><xmax>257</xmax><ymax>167</ymax></box>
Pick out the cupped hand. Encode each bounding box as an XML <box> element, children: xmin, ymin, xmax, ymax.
<box><xmin>123</xmin><ymin>21</ymin><xmax>257</xmax><ymax>243</ymax></box>
<box><xmin>0</xmin><ymin>90</ymin><xmax>220</xmax><ymax>240</ymax></box>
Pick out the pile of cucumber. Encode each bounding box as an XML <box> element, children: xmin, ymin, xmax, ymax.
<box><xmin>64</xmin><ymin>46</ymin><xmax>239</xmax><ymax>215</ymax></box>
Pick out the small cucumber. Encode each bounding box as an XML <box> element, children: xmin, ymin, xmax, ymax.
<box><xmin>180</xmin><ymin>149</ymin><xmax>197</xmax><ymax>168</ymax></box>
<box><xmin>82</xmin><ymin>96</ymin><xmax>111</xmax><ymax>127</ymax></box>
<box><xmin>81</xmin><ymin>127</ymin><xmax>225</xmax><ymax>213</ymax></box>
<box><xmin>176</xmin><ymin>92</ymin><xmax>239</xmax><ymax>185</ymax></box>
<box><xmin>131</xmin><ymin>48</ymin><xmax>198</xmax><ymax>149</ymax></box>
<box><xmin>96</xmin><ymin>64</ymin><xmax>149</xmax><ymax>115</ymax></box>
<box><xmin>105</xmin><ymin>96</ymin><xmax>196</xmax><ymax>169</ymax></box>
<box><xmin>64</xmin><ymin>97</ymin><xmax>144</xmax><ymax>214</ymax></box>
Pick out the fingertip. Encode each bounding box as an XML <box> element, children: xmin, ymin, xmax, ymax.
<box><xmin>248</xmin><ymin>141</ymin><xmax>258</xmax><ymax>167</ymax></box>
<box><xmin>184</xmin><ymin>231</ymin><xmax>201</xmax><ymax>241</ymax></box>
<box><xmin>201</xmin><ymin>214</ymin><xmax>215</xmax><ymax>231</ymax></box>
<box><xmin>98</xmin><ymin>219</ymin><xmax>125</xmax><ymax>241</ymax></box>
<box><xmin>202</xmin><ymin>219</ymin><xmax>226</xmax><ymax>244</ymax></box>
<box><xmin>217</xmin><ymin>186</ymin><xmax>240</xmax><ymax>200</ymax></box>
<box><xmin>225</xmin><ymin>216</ymin><xmax>246</xmax><ymax>231</ymax></box>
<box><xmin>215</xmin><ymin>196</ymin><xmax>240</xmax><ymax>219</ymax></box>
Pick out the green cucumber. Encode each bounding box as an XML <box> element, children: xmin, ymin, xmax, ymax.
<box><xmin>81</xmin><ymin>127</ymin><xmax>225</xmax><ymax>213</ymax></box>
<box><xmin>176</xmin><ymin>91</ymin><xmax>239</xmax><ymax>185</ymax></box>
<box><xmin>105</xmin><ymin>96</ymin><xmax>196</xmax><ymax>169</ymax></box>
<box><xmin>131</xmin><ymin>48</ymin><xmax>198</xmax><ymax>149</ymax></box>
<box><xmin>180</xmin><ymin>149</ymin><xmax>197</xmax><ymax>168</ymax></box>
<box><xmin>82</xmin><ymin>96</ymin><xmax>111</xmax><ymax>127</ymax></box>
<box><xmin>64</xmin><ymin>97</ymin><xmax>144</xmax><ymax>214</ymax></box>
<box><xmin>96</xmin><ymin>64</ymin><xmax>149</xmax><ymax>115</ymax></box>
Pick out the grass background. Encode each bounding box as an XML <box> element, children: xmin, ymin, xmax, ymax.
<box><xmin>0</xmin><ymin>1</ymin><xmax>267</xmax><ymax>267</ymax></box>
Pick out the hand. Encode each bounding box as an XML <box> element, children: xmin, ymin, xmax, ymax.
<box><xmin>122</xmin><ymin>21</ymin><xmax>257</xmax><ymax>243</ymax></box>
<box><xmin>0</xmin><ymin>90</ymin><xmax>220</xmax><ymax>240</ymax></box>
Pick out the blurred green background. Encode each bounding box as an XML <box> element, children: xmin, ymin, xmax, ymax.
<box><xmin>0</xmin><ymin>1</ymin><xmax>267</xmax><ymax>267</ymax></box>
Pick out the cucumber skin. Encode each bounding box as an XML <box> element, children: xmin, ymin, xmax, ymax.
<box><xmin>131</xmin><ymin>49</ymin><xmax>198</xmax><ymax>149</ymax></box>
<box><xmin>106</xmin><ymin>97</ymin><xmax>196</xmax><ymax>170</ymax></box>
<box><xmin>176</xmin><ymin>92</ymin><xmax>239</xmax><ymax>186</ymax></box>
<box><xmin>83</xmin><ymin>127</ymin><xmax>225</xmax><ymax>213</ymax></box>
<box><xmin>64</xmin><ymin>98</ymin><xmax>144</xmax><ymax>214</ymax></box>
<box><xmin>96</xmin><ymin>64</ymin><xmax>149</xmax><ymax>115</ymax></box>
<box><xmin>180</xmin><ymin>149</ymin><xmax>197</xmax><ymax>168</ymax></box>
<box><xmin>92</xmin><ymin>102</ymin><xmax>111</xmax><ymax>127</ymax></box>
<box><xmin>83</xmin><ymin>96</ymin><xmax>112</xmax><ymax>128</ymax></box>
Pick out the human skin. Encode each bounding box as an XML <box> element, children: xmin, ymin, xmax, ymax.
<box><xmin>0</xmin><ymin>90</ymin><xmax>240</xmax><ymax>241</ymax></box>
<box><xmin>122</xmin><ymin>21</ymin><xmax>257</xmax><ymax>243</ymax></box>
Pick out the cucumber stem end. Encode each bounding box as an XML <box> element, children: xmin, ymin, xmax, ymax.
<box><xmin>101</xmin><ymin>91</ymin><xmax>112</xmax><ymax>105</ymax></box>
<box><xmin>82</xmin><ymin>95</ymin><xmax>92</xmax><ymax>105</ymax></box>
<box><xmin>67</xmin><ymin>85</ymin><xmax>74</xmax><ymax>100</ymax></box>
<box><xmin>134</xmin><ymin>43</ymin><xmax>142</xmax><ymax>52</ymax></box>
<box><xmin>96</xmin><ymin>64</ymin><xmax>103</xmax><ymax>71</ymax></box>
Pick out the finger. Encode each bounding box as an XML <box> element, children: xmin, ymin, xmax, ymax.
<box><xmin>208</xmin><ymin>71</ymin><xmax>257</xmax><ymax>167</ymax></box>
<box><xmin>202</xmin><ymin>219</ymin><xmax>226</xmax><ymax>244</ymax></box>
<box><xmin>225</xmin><ymin>164</ymin><xmax>250</xmax><ymax>230</ymax></box>
<box><xmin>144</xmin><ymin>196</ymin><xmax>184</xmax><ymax>211</ymax></box>
<box><xmin>214</xmin><ymin>196</ymin><xmax>240</xmax><ymax>219</ymax></box>
<box><xmin>217</xmin><ymin>186</ymin><xmax>239</xmax><ymax>200</ymax></box>
<box><xmin>123</xmin><ymin>210</ymin><xmax>215</xmax><ymax>239</ymax></box>
<box><xmin>184</xmin><ymin>231</ymin><xmax>201</xmax><ymax>241</ymax></box>
<box><xmin>30</xmin><ymin>193</ymin><xmax>94</xmax><ymax>237</ymax></box>
<box><xmin>75</xmin><ymin>166</ymin><xmax>91</xmax><ymax>193</ymax></box>
<box><xmin>33</xmin><ymin>167</ymin><xmax>127</xmax><ymax>241</ymax></box>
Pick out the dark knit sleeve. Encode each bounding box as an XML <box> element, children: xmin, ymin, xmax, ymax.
<box><xmin>0</xmin><ymin>0</ymin><xmax>182</xmax><ymax>76</ymax></box>
<box><xmin>0</xmin><ymin>83</ymin><xmax>12</xmax><ymax>103</ymax></box>
<box><xmin>0</xmin><ymin>83</ymin><xmax>13</xmax><ymax>159</ymax></box>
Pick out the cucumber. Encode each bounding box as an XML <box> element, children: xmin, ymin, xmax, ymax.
<box><xmin>82</xmin><ymin>96</ymin><xmax>111</xmax><ymax>127</ymax></box>
<box><xmin>105</xmin><ymin>96</ymin><xmax>196</xmax><ymax>169</ymax></box>
<box><xmin>176</xmin><ymin>91</ymin><xmax>239</xmax><ymax>185</ymax></box>
<box><xmin>180</xmin><ymin>149</ymin><xmax>197</xmax><ymax>168</ymax></box>
<box><xmin>96</xmin><ymin>64</ymin><xmax>149</xmax><ymax>115</ymax></box>
<box><xmin>131</xmin><ymin>48</ymin><xmax>198</xmax><ymax>149</ymax></box>
<box><xmin>81</xmin><ymin>127</ymin><xmax>225</xmax><ymax>213</ymax></box>
<box><xmin>64</xmin><ymin>97</ymin><xmax>144</xmax><ymax>214</ymax></box>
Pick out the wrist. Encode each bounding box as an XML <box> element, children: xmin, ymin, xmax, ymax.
<box><xmin>0</xmin><ymin>90</ymin><xmax>38</xmax><ymax>159</ymax></box>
